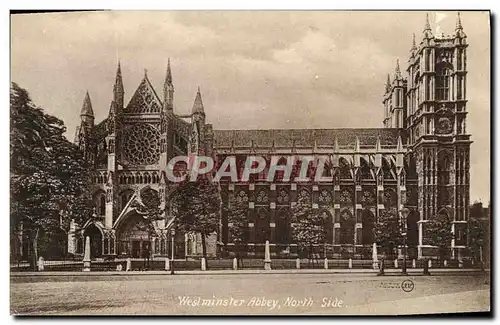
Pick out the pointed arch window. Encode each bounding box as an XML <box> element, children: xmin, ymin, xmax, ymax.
<box><xmin>436</xmin><ymin>64</ymin><xmax>452</xmax><ymax>101</ymax></box>
<box><xmin>339</xmin><ymin>158</ymin><xmax>352</xmax><ymax>180</ymax></box>
<box><xmin>94</xmin><ymin>192</ymin><xmax>106</xmax><ymax>216</ymax></box>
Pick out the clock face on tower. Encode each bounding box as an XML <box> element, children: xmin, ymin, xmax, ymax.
<box><xmin>436</xmin><ymin>117</ymin><xmax>453</xmax><ymax>135</ymax></box>
<box><xmin>122</xmin><ymin>123</ymin><xmax>161</xmax><ymax>165</ymax></box>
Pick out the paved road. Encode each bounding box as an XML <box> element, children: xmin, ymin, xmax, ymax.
<box><xmin>10</xmin><ymin>273</ymin><xmax>490</xmax><ymax>315</ymax></box>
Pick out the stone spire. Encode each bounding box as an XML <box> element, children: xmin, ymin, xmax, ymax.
<box><xmin>423</xmin><ymin>13</ymin><xmax>433</xmax><ymax>39</ymax></box>
<box><xmin>165</xmin><ymin>58</ymin><xmax>172</xmax><ymax>85</ymax></box>
<box><xmin>80</xmin><ymin>91</ymin><xmax>94</xmax><ymax>117</ymax></box>
<box><xmin>394</xmin><ymin>59</ymin><xmax>403</xmax><ymax>81</ymax></box>
<box><xmin>385</xmin><ymin>73</ymin><xmax>391</xmax><ymax>93</ymax></box>
<box><xmin>113</xmin><ymin>61</ymin><xmax>124</xmax><ymax>109</ymax></box>
<box><xmin>456</xmin><ymin>11</ymin><xmax>463</xmax><ymax>30</ymax></box>
<box><xmin>164</xmin><ymin>58</ymin><xmax>174</xmax><ymax>111</ymax></box>
<box><xmin>192</xmin><ymin>87</ymin><xmax>205</xmax><ymax>115</ymax></box>
<box><xmin>411</xmin><ymin>33</ymin><xmax>417</xmax><ymax>52</ymax></box>
<box><xmin>455</xmin><ymin>12</ymin><xmax>467</xmax><ymax>39</ymax></box>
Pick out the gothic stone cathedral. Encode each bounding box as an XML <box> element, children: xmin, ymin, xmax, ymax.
<box><xmin>69</xmin><ymin>14</ymin><xmax>471</xmax><ymax>260</ymax></box>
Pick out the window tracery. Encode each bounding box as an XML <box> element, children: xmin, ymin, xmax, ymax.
<box><xmin>123</xmin><ymin>124</ymin><xmax>161</xmax><ymax>165</ymax></box>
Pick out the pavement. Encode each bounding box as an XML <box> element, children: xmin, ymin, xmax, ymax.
<box><xmin>11</xmin><ymin>268</ymin><xmax>489</xmax><ymax>277</ymax></box>
<box><xmin>10</xmin><ymin>272</ymin><xmax>490</xmax><ymax>315</ymax></box>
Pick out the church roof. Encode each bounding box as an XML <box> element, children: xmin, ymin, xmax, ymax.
<box><xmin>213</xmin><ymin>128</ymin><xmax>404</xmax><ymax>148</ymax></box>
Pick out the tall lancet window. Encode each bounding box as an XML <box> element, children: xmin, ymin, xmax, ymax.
<box><xmin>436</xmin><ymin>64</ymin><xmax>452</xmax><ymax>101</ymax></box>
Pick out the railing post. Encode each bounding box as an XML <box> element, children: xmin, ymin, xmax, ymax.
<box><xmin>201</xmin><ymin>257</ymin><xmax>206</xmax><ymax>271</ymax></box>
<box><xmin>165</xmin><ymin>257</ymin><xmax>170</xmax><ymax>271</ymax></box>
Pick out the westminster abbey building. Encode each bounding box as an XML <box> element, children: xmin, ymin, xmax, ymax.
<box><xmin>67</xmin><ymin>13</ymin><xmax>471</xmax><ymax>261</ymax></box>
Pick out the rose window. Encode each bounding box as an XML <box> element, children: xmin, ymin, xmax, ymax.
<box><xmin>123</xmin><ymin>124</ymin><xmax>161</xmax><ymax>165</ymax></box>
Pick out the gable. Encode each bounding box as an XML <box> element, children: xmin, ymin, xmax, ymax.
<box><xmin>124</xmin><ymin>76</ymin><xmax>163</xmax><ymax>114</ymax></box>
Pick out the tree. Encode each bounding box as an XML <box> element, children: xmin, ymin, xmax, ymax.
<box><xmin>374</xmin><ymin>209</ymin><xmax>403</xmax><ymax>259</ymax></box>
<box><xmin>223</xmin><ymin>194</ymin><xmax>248</xmax><ymax>266</ymax></box>
<box><xmin>290</xmin><ymin>194</ymin><xmax>325</xmax><ymax>263</ymax></box>
<box><xmin>131</xmin><ymin>187</ymin><xmax>165</xmax><ymax>268</ymax></box>
<box><xmin>468</xmin><ymin>201</ymin><xmax>487</xmax><ymax>264</ymax></box>
<box><xmin>10</xmin><ymin>83</ymin><xmax>93</xmax><ymax>269</ymax></box>
<box><xmin>170</xmin><ymin>177</ymin><xmax>221</xmax><ymax>266</ymax></box>
<box><xmin>426</xmin><ymin>211</ymin><xmax>454</xmax><ymax>263</ymax></box>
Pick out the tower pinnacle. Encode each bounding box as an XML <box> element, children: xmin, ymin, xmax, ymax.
<box><xmin>165</xmin><ymin>58</ymin><xmax>172</xmax><ymax>85</ymax></box>
<box><xmin>455</xmin><ymin>12</ymin><xmax>467</xmax><ymax>39</ymax></box>
<box><xmin>423</xmin><ymin>13</ymin><xmax>433</xmax><ymax>39</ymax></box>
<box><xmin>411</xmin><ymin>33</ymin><xmax>417</xmax><ymax>52</ymax></box>
<box><xmin>385</xmin><ymin>73</ymin><xmax>391</xmax><ymax>93</ymax></box>
<box><xmin>192</xmin><ymin>86</ymin><xmax>205</xmax><ymax>115</ymax></box>
<box><xmin>456</xmin><ymin>12</ymin><xmax>463</xmax><ymax>30</ymax></box>
<box><xmin>164</xmin><ymin>59</ymin><xmax>174</xmax><ymax>111</ymax></box>
<box><xmin>394</xmin><ymin>59</ymin><xmax>402</xmax><ymax>80</ymax></box>
<box><xmin>80</xmin><ymin>91</ymin><xmax>94</xmax><ymax>117</ymax></box>
<box><xmin>113</xmin><ymin>61</ymin><xmax>124</xmax><ymax>109</ymax></box>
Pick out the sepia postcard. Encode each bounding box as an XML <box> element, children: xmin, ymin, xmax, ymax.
<box><xmin>9</xmin><ymin>10</ymin><xmax>491</xmax><ymax>316</ymax></box>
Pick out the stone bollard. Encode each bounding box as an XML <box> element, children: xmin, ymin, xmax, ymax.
<box><xmin>296</xmin><ymin>258</ymin><xmax>300</xmax><ymax>269</ymax></box>
<box><xmin>348</xmin><ymin>258</ymin><xmax>352</xmax><ymax>269</ymax></box>
<box><xmin>233</xmin><ymin>258</ymin><xmax>238</xmax><ymax>270</ymax></box>
<box><xmin>394</xmin><ymin>259</ymin><xmax>398</xmax><ymax>269</ymax></box>
<box><xmin>412</xmin><ymin>259</ymin><xmax>416</xmax><ymax>268</ymax></box>
<box><xmin>423</xmin><ymin>259</ymin><xmax>431</xmax><ymax>275</ymax></box>
<box><xmin>126</xmin><ymin>258</ymin><xmax>132</xmax><ymax>271</ymax></box>
<box><xmin>459</xmin><ymin>260</ymin><xmax>463</xmax><ymax>268</ymax></box>
<box><xmin>165</xmin><ymin>257</ymin><xmax>170</xmax><ymax>271</ymax></box>
<box><xmin>82</xmin><ymin>236</ymin><xmax>91</xmax><ymax>272</ymax></box>
<box><xmin>116</xmin><ymin>264</ymin><xmax>123</xmax><ymax>271</ymax></box>
<box><xmin>37</xmin><ymin>257</ymin><xmax>45</xmax><ymax>272</ymax></box>
<box><xmin>201</xmin><ymin>257</ymin><xmax>206</xmax><ymax>271</ymax></box>
<box><xmin>264</xmin><ymin>240</ymin><xmax>272</xmax><ymax>271</ymax></box>
<box><xmin>324</xmin><ymin>258</ymin><xmax>328</xmax><ymax>270</ymax></box>
<box><xmin>444</xmin><ymin>260</ymin><xmax>448</xmax><ymax>268</ymax></box>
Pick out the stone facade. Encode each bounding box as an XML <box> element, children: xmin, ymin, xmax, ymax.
<box><xmin>68</xmin><ymin>13</ymin><xmax>471</xmax><ymax>260</ymax></box>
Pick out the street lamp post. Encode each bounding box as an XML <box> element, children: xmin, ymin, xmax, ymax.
<box><xmin>170</xmin><ymin>228</ymin><xmax>175</xmax><ymax>275</ymax></box>
<box><xmin>400</xmin><ymin>207</ymin><xmax>410</xmax><ymax>275</ymax></box>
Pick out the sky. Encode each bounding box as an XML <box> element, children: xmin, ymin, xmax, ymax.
<box><xmin>10</xmin><ymin>11</ymin><xmax>490</xmax><ymax>203</ymax></box>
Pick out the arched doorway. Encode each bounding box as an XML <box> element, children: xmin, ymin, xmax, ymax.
<box><xmin>116</xmin><ymin>212</ymin><xmax>154</xmax><ymax>258</ymax></box>
<box><xmin>83</xmin><ymin>224</ymin><xmax>103</xmax><ymax>258</ymax></box>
